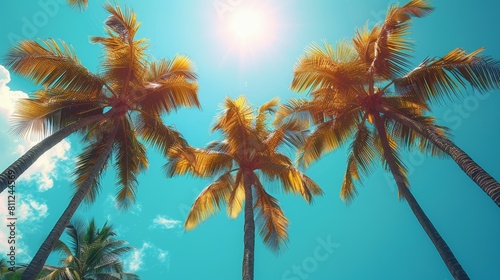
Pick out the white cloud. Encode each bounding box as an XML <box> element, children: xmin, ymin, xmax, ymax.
<box><xmin>151</xmin><ymin>215</ymin><xmax>182</xmax><ymax>230</ymax></box>
<box><xmin>0</xmin><ymin>65</ymin><xmax>71</xmax><ymax>192</ymax></box>
<box><xmin>124</xmin><ymin>242</ymin><xmax>171</xmax><ymax>273</ymax></box>
<box><xmin>17</xmin><ymin>195</ymin><xmax>49</xmax><ymax>223</ymax></box>
<box><xmin>125</xmin><ymin>242</ymin><xmax>151</xmax><ymax>272</ymax></box>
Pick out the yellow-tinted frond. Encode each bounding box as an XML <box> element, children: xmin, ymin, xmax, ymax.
<box><xmin>255</xmin><ymin>97</ymin><xmax>280</xmax><ymax>135</ymax></box>
<box><xmin>141</xmin><ymin>76</ymin><xmax>200</xmax><ymax>115</ymax></box>
<box><xmin>67</xmin><ymin>0</ymin><xmax>88</xmax><ymax>11</ymax></box>
<box><xmin>136</xmin><ymin>113</ymin><xmax>188</xmax><ymax>156</ymax></box>
<box><xmin>340</xmin><ymin>155</ymin><xmax>360</xmax><ymax>203</ymax></box>
<box><xmin>103</xmin><ymin>3</ymin><xmax>140</xmax><ymax>40</ymax></box>
<box><xmin>298</xmin><ymin>111</ymin><xmax>358</xmax><ymax>167</ymax></box>
<box><xmin>370</xmin><ymin>0</ymin><xmax>433</xmax><ymax>78</ymax></box>
<box><xmin>350</xmin><ymin>122</ymin><xmax>378</xmax><ymax>176</ymax></box>
<box><xmin>146</xmin><ymin>56</ymin><xmax>198</xmax><ymax>83</ymax></box>
<box><xmin>5</xmin><ymin>39</ymin><xmax>103</xmax><ymax>95</ymax></box>
<box><xmin>113</xmin><ymin>117</ymin><xmax>148</xmax><ymax>210</ymax></box>
<box><xmin>394</xmin><ymin>48</ymin><xmax>500</xmax><ymax>104</ymax></box>
<box><xmin>254</xmin><ymin>181</ymin><xmax>289</xmax><ymax>252</ymax></box>
<box><xmin>73</xmin><ymin>126</ymin><xmax>116</xmax><ymax>204</ymax></box>
<box><xmin>227</xmin><ymin>170</ymin><xmax>245</xmax><ymax>219</ymax></box>
<box><xmin>185</xmin><ymin>173</ymin><xmax>234</xmax><ymax>230</ymax></box>
<box><xmin>292</xmin><ymin>42</ymin><xmax>367</xmax><ymax>93</ymax></box>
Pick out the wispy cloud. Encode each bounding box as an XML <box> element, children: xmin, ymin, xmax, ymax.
<box><xmin>125</xmin><ymin>242</ymin><xmax>151</xmax><ymax>272</ymax></box>
<box><xmin>150</xmin><ymin>215</ymin><xmax>182</xmax><ymax>230</ymax></box>
<box><xmin>0</xmin><ymin>65</ymin><xmax>71</xmax><ymax>192</ymax></box>
<box><xmin>124</xmin><ymin>241</ymin><xmax>171</xmax><ymax>273</ymax></box>
<box><xmin>18</xmin><ymin>195</ymin><xmax>49</xmax><ymax>223</ymax></box>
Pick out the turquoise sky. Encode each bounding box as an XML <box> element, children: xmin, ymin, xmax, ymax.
<box><xmin>1</xmin><ymin>0</ymin><xmax>500</xmax><ymax>279</ymax></box>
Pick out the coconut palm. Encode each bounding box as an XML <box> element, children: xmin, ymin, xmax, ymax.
<box><xmin>284</xmin><ymin>0</ymin><xmax>492</xmax><ymax>278</ymax></box>
<box><xmin>15</xmin><ymin>4</ymin><xmax>199</xmax><ymax>279</ymax></box>
<box><xmin>41</xmin><ymin>219</ymin><xmax>138</xmax><ymax>280</ymax></box>
<box><xmin>0</xmin><ymin>4</ymin><xmax>199</xmax><ymax>194</ymax></box>
<box><xmin>291</xmin><ymin>0</ymin><xmax>500</xmax><ymax>208</ymax></box>
<box><xmin>166</xmin><ymin>96</ymin><xmax>322</xmax><ymax>280</ymax></box>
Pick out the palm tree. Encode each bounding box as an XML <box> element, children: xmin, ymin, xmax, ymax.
<box><xmin>0</xmin><ymin>4</ymin><xmax>200</xmax><ymax>194</ymax></box>
<box><xmin>41</xmin><ymin>219</ymin><xmax>138</xmax><ymax>279</ymax></box>
<box><xmin>15</xmin><ymin>4</ymin><xmax>199</xmax><ymax>279</ymax></box>
<box><xmin>291</xmin><ymin>0</ymin><xmax>500</xmax><ymax>208</ymax></box>
<box><xmin>166</xmin><ymin>96</ymin><xmax>323</xmax><ymax>280</ymax></box>
<box><xmin>284</xmin><ymin>0</ymin><xmax>491</xmax><ymax>278</ymax></box>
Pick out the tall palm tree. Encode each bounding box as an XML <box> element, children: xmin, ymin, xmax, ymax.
<box><xmin>42</xmin><ymin>219</ymin><xmax>138</xmax><ymax>279</ymax></box>
<box><xmin>166</xmin><ymin>96</ymin><xmax>323</xmax><ymax>280</ymax></box>
<box><xmin>15</xmin><ymin>4</ymin><xmax>199</xmax><ymax>279</ymax></box>
<box><xmin>291</xmin><ymin>0</ymin><xmax>500</xmax><ymax>207</ymax></box>
<box><xmin>0</xmin><ymin>4</ymin><xmax>199</xmax><ymax>194</ymax></box>
<box><xmin>284</xmin><ymin>0</ymin><xmax>492</xmax><ymax>278</ymax></box>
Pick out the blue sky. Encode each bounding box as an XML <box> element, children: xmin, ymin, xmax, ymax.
<box><xmin>1</xmin><ymin>0</ymin><xmax>500</xmax><ymax>279</ymax></box>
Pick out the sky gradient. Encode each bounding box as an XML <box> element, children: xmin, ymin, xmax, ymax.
<box><xmin>1</xmin><ymin>0</ymin><xmax>500</xmax><ymax>279</ymax></box>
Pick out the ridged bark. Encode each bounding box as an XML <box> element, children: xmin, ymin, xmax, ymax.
<box><xmin>21</xmin><ymin>128</ymin><xmax>117</xmax><ymax>279</ymax></box>
<box><xmin>373</xmin><ymin>113</ymin><xmax>469</xmax><ymax>280</ymax></box>
<box><xmin>0</xmin><ymin>110</ymin><xmax>114</xmax><ymax>193</ymax></box>
<box><xmin>242</xmin><ymin>172</ymin><xmax>255</xmax><ymax>280</ymax></box>
<box><xmin>381</xmin><ymin>106</ymin><xmax>500</xmax><ymax>207</ymax></box>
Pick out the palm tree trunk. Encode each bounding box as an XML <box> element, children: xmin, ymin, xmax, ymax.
<box><xmin>373</xmin><ymin>113</ymin><xmax>469</xmax><ymax>280</ymax></box>
<box><xmin>21</xmin><ymin>128</ymin><xmax>117</xmax><ymax>280</ymax></box>
<box><xmin>242</xmin><ymin>172</ymin><xmax>255</xmax><ymax>280</ymax></box>
<box><xmin>380</xmin><ymin>106</ymin><xmax>500</xmax><ymax>207</ymax></box>
<box><xmin>0</xmin><ymin>110</ymin><xmax>115</xmax><ymax>194</ymax></box>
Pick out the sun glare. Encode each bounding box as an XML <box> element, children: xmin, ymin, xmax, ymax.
<box><xmin>229</xmin><ymin>8</ymin><xmax>265</xmax><ymax>42</ymax></box>
<box><xmin>222</xmin><ymin>4</ymin><xmax>277</xmax><ymax>51</ymax></box>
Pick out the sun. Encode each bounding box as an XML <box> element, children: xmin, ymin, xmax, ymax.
<box><xmin>223</xmin><ymin>4</ymin><xmax>277</xmax><ymax>50</ymax></box>
<box><xmin>229</xmin><ymin>8</ymin><xmax>265</xmax><ymax>42</ymax></box>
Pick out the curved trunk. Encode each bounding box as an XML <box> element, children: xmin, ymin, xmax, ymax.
<box><xmin>242</xmin><ymin>172</ymin><xmax>255</xmax><ymax>280</ymax></box>
<box><xmin>0</xmin><ymin>110</ymin><xmax>115</xmax><ymax>193</ymax></box>
<box><xmin>381</xmin><ymin>106</ymin><xmax>500</xmax><ymax>207</ymax></box>
<box><xmin>21</xmin><ymin>128</ymin><xmax>117</xmax><ymax>280</ymax></box>
<box><xmin>373</xmin><ymin>113</ymin><xmax>469</xmax><ymax>280</ymax></box>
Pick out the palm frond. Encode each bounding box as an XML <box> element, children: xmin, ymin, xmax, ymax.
<box><xmin>185</xmin><ymin>172</ymin><xmax>234</xmax><ymax>230</ymax></box>
<box><xmin>227</xmin><ymin>170</ymin><xmax>245</xmax><ymax>219</ymax></box>
<box><xmin>394</xmin><ymin>48</ymin><xmax>500</xmax><ymax>103</ymax></box>
<box><xmin>136</xmin><ymin>113</ymin><xmax>188</xmax><ymax>156</ymax></box>
<box><xmin>370</xmin><ymin>0</ymin><xmax>433</xmax><ymax>78</ymax></box>
<box><xmin>140</xmin><ymin>76</ymin><xmax>200</xmax><ymax>115</ymax></box>
<box><xmin>292</xmin><ymin>41</ymin><xmax>367</xmax><ymax>93</ymax></box>
<box><xmin>340</xmin><ymin>154</ymin><xmax>360</xmax><ymax>203</ymax></box>
<box><xmin>5</xmin><ymin>39</ymin><xmax>104</xmax><ymax>95</ymax></box>
<box><xmin>254</xmin><ymin>179</ymin><xmax>289</xmax><ymax>252</ymax></box>
<box><xmin>66</xmin><ymin>0</ymin><xmax>88</xmax><ymax>11</ymax></box>
<box><xmin>73</xmin><ymin>126</ymin><xmax>115</xmax><ymax>204</ymax></box>
<box><xmin>113</xmin><ymin>117</ymin><xmax>148</xmax><ymax>210</ymax></box>
<box><xmin>255</xmin><ymin>97</ymin><xmax>280</xmax><ymax>135</ymax></box>
<box><xmin>297</xmin><ymin>110</ymin><xmax>359</xmax><ymax>167</ymax></box>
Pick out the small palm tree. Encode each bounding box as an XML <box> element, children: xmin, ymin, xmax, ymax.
<box><xmin>42</xmin><ymin>219</ymin><xmax>138</xmax><ymax>279</ymax></box>
<box><xmin>167</xmin><ymin>96</ymin><xmax>322</xmax><ymax>280</ymax></box>
<box><xmin>14</xmin><ymin>4</ymin><xmax>199</xmax><ymax>279</ymax></box>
